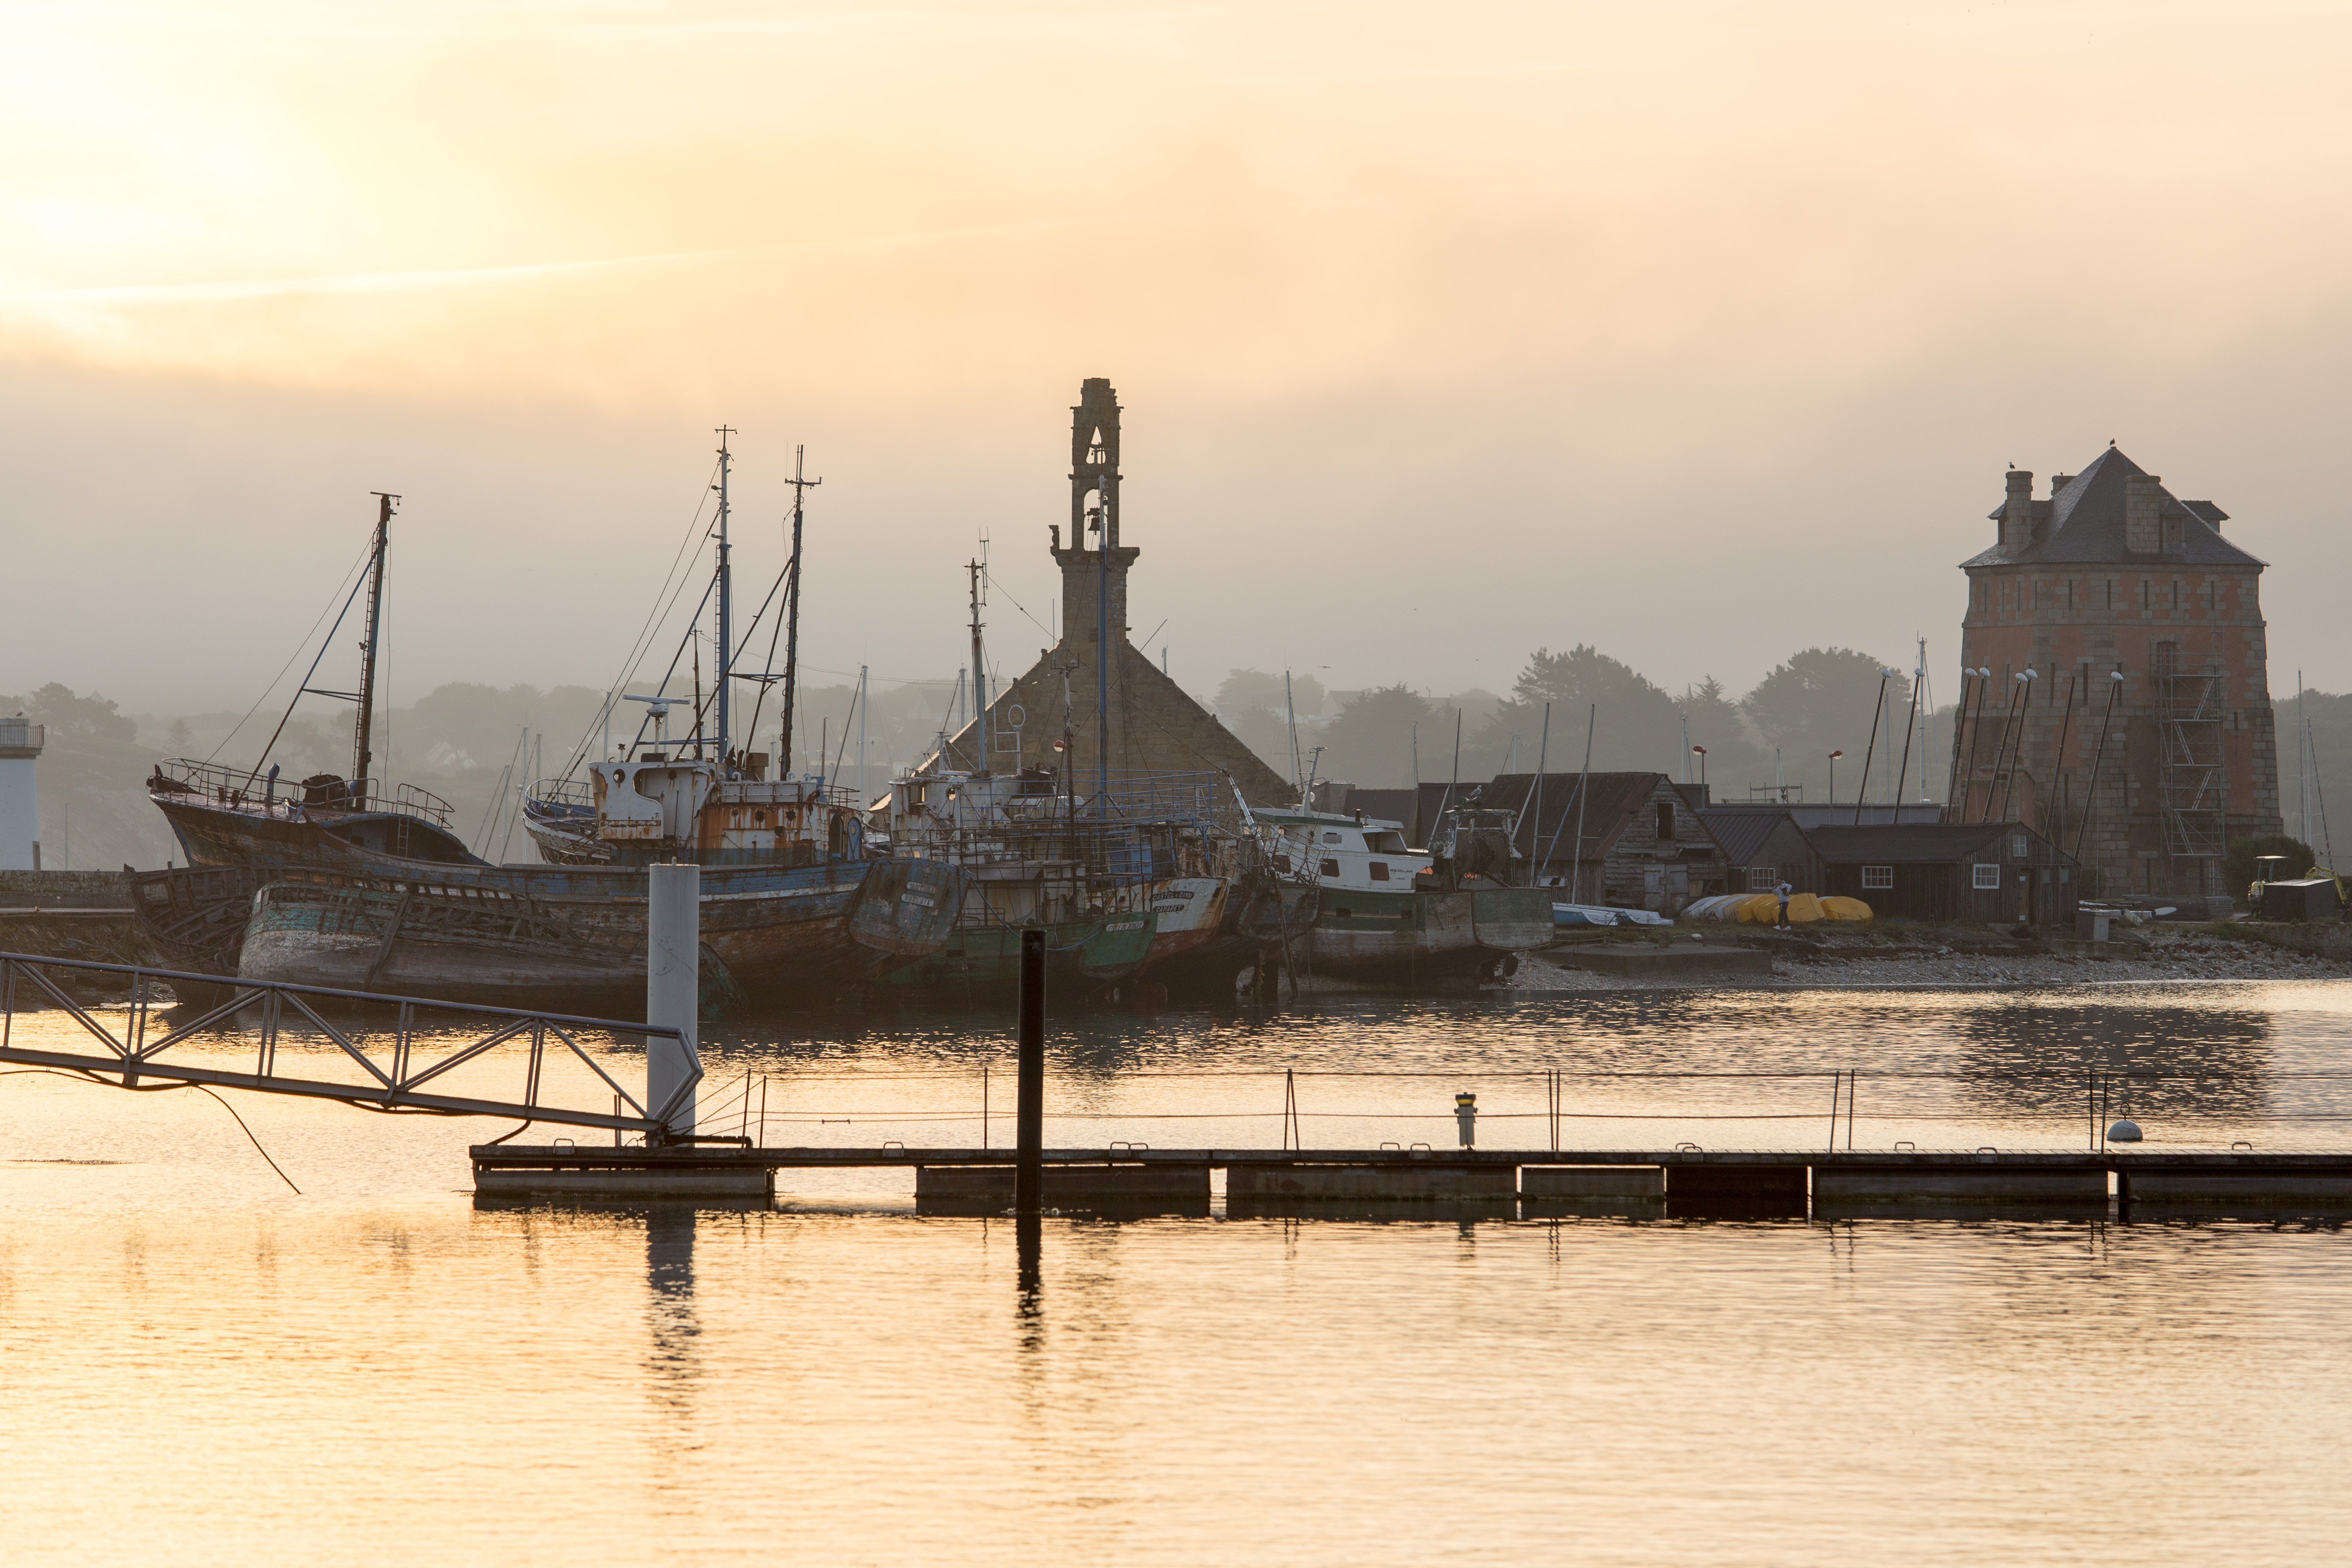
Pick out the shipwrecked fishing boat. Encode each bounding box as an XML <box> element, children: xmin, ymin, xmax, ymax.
<box><xmin>143</xmin><ymin>452</ymin><xmax>962</xmax><ymax>1010</ymax></box>
<box><xmin>871</xmin><ymin>766</ymin><xmax>1289</xmax><ymax>1002</ymax></box>
<box><xmin>1248</xmin><ymin>803</ymin><xmax>1553</xmax><ymax>986</ymax></box>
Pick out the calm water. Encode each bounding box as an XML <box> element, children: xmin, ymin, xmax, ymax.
<box><xmin>5</xmin><ymin>980</ymin><xmax>2352</xmax><ymax>1564</ymax></box>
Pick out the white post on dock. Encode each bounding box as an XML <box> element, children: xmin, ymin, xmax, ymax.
<box><xmin>646</xmin><ymin>861</ymin><xmax>700</xmax><ymax>1141</ymax></box>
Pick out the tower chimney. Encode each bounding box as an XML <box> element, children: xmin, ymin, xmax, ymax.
<box><xmin>2002</xmin><ymin>469</ymin><xmax>2034</xmax><ymax>555</ymax></box>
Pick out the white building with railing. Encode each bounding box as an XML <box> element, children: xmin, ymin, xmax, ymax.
<box><xmin>0</xmin><ymin>717</ymin><xmax>44</xmax><ymax>870</ymax></box>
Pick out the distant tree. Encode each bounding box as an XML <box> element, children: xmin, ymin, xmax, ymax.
<box><xmin>1679</xmin><ymin>675</ymin><xmax>1769</xmax><ymax>792</ymax></box>
<box><xmin>1318</xmin><ymin>684</ymin><xmax>1438</xmax><ymax>788</ymax></box>
<box><xmin>1470</xmin><ymin>646</ymin><xmax>1686</xmax><ymax>776</ymax></box>
<box><xmin>1218</xmin><ymin>704</ymin><xmax>1298</xmax><ymax>785</ymax></box>
<box><xmin>1216</xmin><ymin>669</ymin><xmax>1325</xmax><ymax>717</ymax></box>
<box><xmin>1740</xmin><ymin>648</ymin><xmax>1911</xmax><ymax>803</ymax></box>
<box><xmin>25</xmin><ymin>683</ymin><xmax>136</xmax><ymax>741</ymax></box>
<box><xmin>167</xmin><ymin>719</ymin><xmax>192</xmax><ymax>753</ymax></box>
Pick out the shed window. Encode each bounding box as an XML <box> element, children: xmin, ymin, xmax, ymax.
<box><xmin>1972</xmin><ymin>863</ymin><xmax>2002</xmax><ymax>890</ymax></box>
<box><xmin>1746</xmin><ymin>867</ymin><xmax>1778</xmax><ymax>892</ymax></box>
<box><xmin>2012</xmin><ymin>834</ymin><xmax>2028</xmax><ymax>858</ymax></box>
<box><xmin>1861</xmin><ymin>865</ymin><xmax>1893</xmax><ymax>890</ymax></box>
<box><xmin>1656</xmin><ymin>802</ymin><xmax>1675</xmax><ymax>840</ymax></box>
<box><xmin>1369</xmin><ymin>862</ymin><xmax>1390</xmax><ymax>881</ymax></box>
<box><xmin>1321</xmin><ymin>859</ymin><xmax>1341</xmax><ymax>879</ymax></box>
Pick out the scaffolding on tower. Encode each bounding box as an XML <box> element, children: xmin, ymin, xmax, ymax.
<box><xmin>2154</xmin><ymin>639</ymin><xmax>2229</xmax><ymax>892</ymax></box>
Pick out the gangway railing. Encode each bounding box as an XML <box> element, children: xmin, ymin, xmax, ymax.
<box><xmin>0</xmin><ymin>953</ymin><xmax>697</xmax><ymax>1137</ymax></box>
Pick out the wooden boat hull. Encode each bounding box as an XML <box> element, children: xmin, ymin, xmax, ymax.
<box><xmin>138</xmin><ymin>852</ymin><xmax>965</xmax><ymax>1010</ymax></box>
<box><xmin>1297</xmin><ymin>884</ymin><xmax>1554</xmax><ymax>985</ymax></box>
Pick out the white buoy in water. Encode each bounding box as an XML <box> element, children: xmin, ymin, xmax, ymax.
<box><xmin>2108</xmin><ymin>1118</ymin><xmax>2143</xmax><ymax>1143</ymax></box>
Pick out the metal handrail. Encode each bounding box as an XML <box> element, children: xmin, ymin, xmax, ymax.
<box><xmin>0</xmin><ymin>951</ymin><xmax>697</xmax><ymax>1136</ymax></box>
<box><xmin>151</xmin><ymin>757</ymin><xmax>455</xmax><ymax>830</ymax></box>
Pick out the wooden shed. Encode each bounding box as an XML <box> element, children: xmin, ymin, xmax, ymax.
<box><xmin>1697</xmin><ymin>808</ymin><xmax>1826</xmax><ymax>895</ymax></box>
<box><xmin>1476</xmin><ymin>772</ymin><xmax>1728</xmax><ymax>912</ymax></box>
<box><xmin>1805</xmin><ymin>823</ymin><xmax>2081</xmax><ymax>926</ymax></box>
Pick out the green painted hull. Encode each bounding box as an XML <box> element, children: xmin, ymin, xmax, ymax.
<box><xmin>878</xmin><ymin>911</ymin><xmax>1158</xmax><ymax>995</ymax></box>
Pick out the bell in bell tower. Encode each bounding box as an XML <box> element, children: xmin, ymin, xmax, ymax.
<box><xmin>1052</xmin><ymin>376</ymin><xmax>1139</xmax><ymax>648</ymax></box>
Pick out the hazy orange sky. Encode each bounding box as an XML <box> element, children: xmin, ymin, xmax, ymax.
<box><xmin>5</xmin><ymin>0</ymin><xmax>2350</xmax><ymax>720</ymax></box>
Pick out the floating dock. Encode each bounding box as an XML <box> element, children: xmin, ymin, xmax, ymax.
<box><xmin>468</xmin><ymin>1144</ymin><xmax>2352</xmax><ymax>1216</ymax></box>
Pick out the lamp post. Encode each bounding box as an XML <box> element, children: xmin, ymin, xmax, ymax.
<box><xmin>1828</xmin><ymin>749</ymin><xmax>1844</xmax><ymax>804</ymax></box>
<box><xmin>1691</xmin><ymin>744</ymin><xmax>1706</xmax><ymax>792</ymax></box>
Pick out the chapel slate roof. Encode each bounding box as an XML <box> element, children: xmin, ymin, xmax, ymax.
<box><xmin>1960</xmin><ymin>446</ymin><xmax>2266</xmax><ymax>570</ymax></box>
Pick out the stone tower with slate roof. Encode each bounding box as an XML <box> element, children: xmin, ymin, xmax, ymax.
<box><xmin>1953</xmin><ymin>446</ymin><xmax>2281</xmax><ymax>898</ymax></box>
<box><xmin>924</xmin><ymin>379</ymin><xmax>1295</xmax><ymax>808</ymax></box>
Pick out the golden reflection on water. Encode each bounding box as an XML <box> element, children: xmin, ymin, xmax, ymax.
<box><xmin>1</xmin><ymin>982</ymin><xmax>2349</xmax><ymax>1563</ymax></box>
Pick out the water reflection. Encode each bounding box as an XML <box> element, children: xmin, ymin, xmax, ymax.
<box><xmin>1947</xmin><ymin>999</ymin><xmax>2278</xmax><ymax>1134</ymax></box>
<box><xmin>643</xmin><ymin>1204</ymin><xmax>703</xmax><ymax>1457</ymax></box>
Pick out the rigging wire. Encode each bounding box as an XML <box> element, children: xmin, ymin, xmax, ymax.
<box><xmin>204</xmin><ymin>538</ymin><xmax>374</xmax><ymax>764</ymax></box>
<box><xmin>550</xmin><ymin>456</ymin><xmax>724</xmax><ymax>781</ymax></box>
<box><xmin>242</xmin><ymin>546</ymin><xmax>377</xmax><ymax>787</ymax></box>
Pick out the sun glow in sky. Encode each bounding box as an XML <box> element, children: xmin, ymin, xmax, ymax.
<box><xmin>5</xmin><ymin>0</ymin><xmax>2351</xmax><ymax>712</ymax></box>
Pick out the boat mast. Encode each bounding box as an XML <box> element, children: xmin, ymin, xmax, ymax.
<box><xmin>714</xmin><ymin>426</ymin><xmax>734</xmax><ymax>763</ymax></box>
<box><xmin>968</xmin><ymin>557</ymin><xmax>988</xmax><ymax>771</ymax></box>
<box><xmin>779</xmin><ymin>445</ymin><xmax>819</xmax><ymax>775</ymax></box>
<box><xmin>353</xmin><ymin>491</ymin><xmax>396</xmax><ymax>789</ymax></box>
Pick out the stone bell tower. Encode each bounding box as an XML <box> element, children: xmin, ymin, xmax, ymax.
<box><xmin>923</xmin><ymin>378</ymin><xmax>1293</xmax><ymax>804</ymax></box>
<box><xmin>1050</xmin><ymin>376</ymin><xmax>1139</xmax><ymax>656</ymax></box>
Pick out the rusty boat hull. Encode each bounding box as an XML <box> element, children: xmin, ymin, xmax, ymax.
<box><xmin>145</xmin><ymin>795</ymin><xmax>965</xmax><ymax>1008</ymax></box>
<box><xmin>1292</xmin><ymin>883</ymin><xmax>1553</xmax><ymax>987</ymax></box>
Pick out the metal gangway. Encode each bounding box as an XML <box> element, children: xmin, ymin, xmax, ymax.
<box><xmin>0</xmin><ymin>952</ymin><xmax>698</xmax><ymax>1138</ymax></box>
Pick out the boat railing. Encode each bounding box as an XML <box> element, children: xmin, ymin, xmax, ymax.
<box><xmin>525</xmin><ymin>776</ymin><xmax>596</xmax><ymax>816</ymax></box>
<box><xmin>150</xmin><ymin>757</ymin><xmax>455</xmax><ymax>831</ymax></box>
<box><xmin>1078</xmin><ymin>770</ymin><xmax>1218</xmax><ymax>825</ymax></box>
<box><xmin>898</xmin><ymin>820</ymin><xmax>1175</xmax><ymax>884</ymax></box>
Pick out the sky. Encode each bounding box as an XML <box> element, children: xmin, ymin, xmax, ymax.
<box><xmin>5</xmin><ymin>0</ymin><xmax>2350</xmax><ymax>723</ymax></box>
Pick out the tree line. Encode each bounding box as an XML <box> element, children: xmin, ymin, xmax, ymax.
<box><xmin>1210</xmin><ymin>646</ymin><xmax>1946</xmax><ymax>805</ymax></box>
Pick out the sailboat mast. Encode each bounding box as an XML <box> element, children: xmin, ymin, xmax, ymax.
<box><xmin>968</xmin><ymin>558</ymin><xmax>988</xmax><ymax>771</ymax></box>
<box><xmin>778</xmin><ymin>444</ymin><xmax>818</xmax><ymax>775</ymax></box>
<box><xmin>353</xmin><ymin>492</ymin><xmax>396</xmax><ymax>789</ymax></box>
<box><xmin>715</xmin><ymin>427</ymin><xmax>734</xmax><ymax>761</ymax></box>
